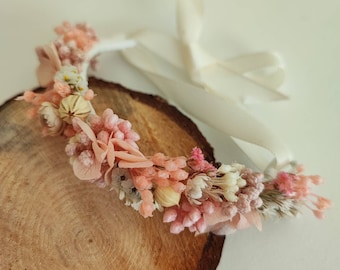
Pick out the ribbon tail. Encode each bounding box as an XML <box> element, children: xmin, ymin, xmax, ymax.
<box><xmin>198</xmin><ymin>62</ymin><xmax>287</xmax><ymax>104</ymax></box>
<box><xmin>221</xmin><ymin>51</ymin><xmax>287</xmax><ymax>96</ymax></box>
<box><xmin>176</xmin><ymin>0</ymin><xmax>204</xmax><ymax>44</ymax></box>
<box><xmin>245</xmin><ymin>66</ymin><xmax>286</xmax><ymax>91</ymax></box>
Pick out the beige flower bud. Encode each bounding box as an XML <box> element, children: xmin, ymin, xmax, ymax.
<box><xmin>58</xmin><ymin>94</ymin><xmax>91</xmax><ymax>124</ymax></box>
<box><xmin>154</xmin><ymin>186</ymin><xmax>181</xmax><ymax>207</ymax></box>
<box><xmin>224</xmin><ymin>191</ymin><xmax>239</xmax><ymax>202</ymax></box>
<box><xmin>237</xmin><ymin>178</ymin><xmax>247</xmax><ymax>188</ymax></box>
<box><xmin>221</xmin><ymin>172</ymin><xmax>238</xmax><ymax>187</ymax></box>
<box><xmin>39</xmin><ymin>102</ymin><xmax>65</xmax><ymax>136</ymax></box>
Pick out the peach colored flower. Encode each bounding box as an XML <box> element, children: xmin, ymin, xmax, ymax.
<box><xmin>53</xmin><ymin>80</ymin><xmax>71</xmax><ymax>97</ymax></box>
<box><xmin>139</xmin><ymin>190</ymin><xmax>155</xmax><ymax>217</ymax></box>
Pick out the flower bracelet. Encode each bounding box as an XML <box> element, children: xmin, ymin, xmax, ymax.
<box><xmin>18</xmin><ymin>22</ymin><xmax>331</xmax><ymax>236</ymax></box>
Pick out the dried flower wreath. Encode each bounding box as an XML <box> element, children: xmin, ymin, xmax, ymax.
<box><xmin>18</xmin><ymin>21</ymin><xmax>330</xmax><ymax>235</ymax></box>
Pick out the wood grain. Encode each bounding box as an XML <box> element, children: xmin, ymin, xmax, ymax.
<box><xmin>0</xmin><ymin>78</ymin><xmax>225</xmax><ymax>270</ymax></box>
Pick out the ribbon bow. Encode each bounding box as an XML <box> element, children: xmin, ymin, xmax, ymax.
<box><xmin>121</xmin><ymin>0</ymin><xmax>293</xmax><ymax>172</ymax></box>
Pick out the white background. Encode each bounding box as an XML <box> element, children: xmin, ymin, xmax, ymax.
<box><xmin>1</xmin><ymin>1</ymin><xmax>339</xmax><ymax>269</ymax></box>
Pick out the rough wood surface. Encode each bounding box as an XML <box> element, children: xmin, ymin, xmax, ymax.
<box><xmin>0</xmin><ymin>78</ymin><xmax>225</xmax><ymax>270</ymax></box>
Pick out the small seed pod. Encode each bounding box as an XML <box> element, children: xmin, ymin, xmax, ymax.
<box><xmin>58</xmin><ymin>94</ymin><xmax>91</xmax><ymax>124</ymax></box>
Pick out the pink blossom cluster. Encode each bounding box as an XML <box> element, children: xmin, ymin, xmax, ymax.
<box><xmin>132</xmin><ymin>154</ymin><xmax>188</xmax><ymax>191</ymax></box>
<box><xmin>65</xmin><ymin>109</ymin><xmax>152</xmax><ymax>187</ymax></box>
<box><xmin>163</xmin><ymin>200</ymin><xmax>215</xmax><ymax>234</ymax></box>
<box><xmin>163</xmin><ymin>168</ymin><xmax>264</xmax><ymax>234</ymax></box>
<box><xmin>220</xmin><ymin>169</ymin><xmax>264</xmax><ymax>217</ymax></box>
<box><xmin>35</xmin><ymin>21</ymin><xmax>98</xmax><ymax>88</ymax></box>
<box><xmin>53</xmin><ymin>21</ymin><xmax>98</xmax><ymax>70</ymax></box>
<box><xmin>187</xmin><ymin>147</ymin><xmax>216</xmax><ymax>173</ymax></box>
<box><xmin>127</xmin><ymin>154</ymin><xmax>190</xmax><ymax>217</ymax></box>
<box><xmin>269</xmin><ymin>168</ymin><xmax>331</xmax><ymax>219</ymax></box>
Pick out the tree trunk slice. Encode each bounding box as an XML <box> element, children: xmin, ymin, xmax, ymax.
<box><xmin>0</xmin><ymin>78</ymin><xmax>225</xmax><ymax>270</ymax></box>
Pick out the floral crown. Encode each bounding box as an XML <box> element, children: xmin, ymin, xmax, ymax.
<box><xmin>18</xmin><ymin>20</ymin><xmax>331</xmax><ymax>236</ymax></box>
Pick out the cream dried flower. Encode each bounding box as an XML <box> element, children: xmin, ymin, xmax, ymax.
<box><xmin>55</xmin><ymin>65</ymin><xmax>79</xmax><ymax>85</ymax></box>
<box><xmin>212</xmin><ymin>163</ymin><xmax>248</xmax><ymax>202</ymax></box>
<box><xmin>39</xmin><ymin>101</ymin><xmax>65</xmax><ymax>136</ymax></box>
<box><xmin>58</xmin><ymin>94</ymin><xmax>91</xmax><ymax>124</ymax></box>
<box><xmin>185</xmin><ymin>174</ymin><xmax>209</xmax><ymax>205</ymax></box>
<box><xmin>54</xmin><ymin>65</ymin><xmax>88</xmax><ymax>92</ymax></box>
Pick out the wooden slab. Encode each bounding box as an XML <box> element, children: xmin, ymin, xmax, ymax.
<box><xmin>0</xmin><ymin>78</ymin><xmax>225</xmax><ymax>270</ymax></box>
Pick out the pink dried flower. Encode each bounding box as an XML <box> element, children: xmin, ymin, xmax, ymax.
<box><xmin>268</xmin><ymin>168</ymin><xmax>331</xmax><ymax>219</ymax></box>
<box><xmin>133</xmin><ymin>175</ymin><xmax>152</xmax><ymax>190</ymax></box>
<box><xmin>163</xmin><ymin>200</ymin><xmax>214</xmax><ymax>234</ymax></box>
<box><xmin>52</xmin><ymin>21</ymin><xmax>99</xmax><ymax>71</ymax></box>
<box><xmin>55</xmin><ymin>22</ymin><xmax>98</xmax><ymax>51</ymax></box>
<box><xmin>17</xmin><ymin>90</ymin><xmax>36</xmax><ymax>102</ymax></box>
<box><xmin>152</xmin><ymin>153</ymin><xmax>166</xmax><ymax>166</ymax></box>
<box><xmin>65</xmin><ymin>143</ymin><xmax>77</xmax><ymax>156</ymax></box>
<box><xmin>139</xmin><ymin>190</ymin><xmax>155</xmax><ymax>218</ymax></box>
<box><xmin>187</xmin><ymin>147</ymin><xmax>216</xmax><ymax>173</ymax></box>
<box><xmin>191</xmin><ymin>147</ymin><xmax>204</xmax><ymax>161</ymax></box>
<box><xmin>63</xmin><ymin>124</ymin><xmax>77</xmax><ymax>137</ymax></box>
<box><xmin>274</xmin><ymin>172</ymin><xmax>294</xmax><ymax>196</ymax></box>
<box><xmin>170</xmin><ymin>169</ymin><xmax>188</xmax><ymax>181</ymax></box>
<box><xmin>221</xmin><ymin>204</ymin><xmax>238</xmax><ymax>219</ymax></box>
<box><xmin>202</xmin><ymin>201</ymin><xmax>215</xmax><ymax>214</ymax></box>
<box><xmin>163</xmin><ymin>207</ymin><xmax>178</xmax><ymax>223</ymax></box>
<box><xmin>84</xmin><ymin>89</ymin><xmax>95</xmax><ymax>101</ymax></box>
<box><xmin>78</xmin><ymin>150</ymin><xmax>95</xmax><ymax>167</ymax></box>
<box><xmin>96</xmin><ymin>130</ymin><xmax>110</xmax><ymax>144</ymax></box>
<box><xmin>54</xmin><ymin>80</ymin><xmax>71</xmax><ymax>97</ymax></box>
<box><xmin>171</xmin><ymin>182</ymin><xmax>186</xmax><ymax>193</ymax></box>
<box><xmin>314</xmin><ymin>196</ymin><xmax>332</xmax><ymax>211</ymax></box>
<box><xmin>88</xmin><ymin>114</ymin><xmax>104</xmax><ymax>133</ymax></box>
<box><xmin>235</xmin><ymin>194</ymin><xmax>252</xmax><ymax>214</ymax></box>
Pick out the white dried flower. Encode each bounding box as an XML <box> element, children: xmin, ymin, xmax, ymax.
<box><xmin>55</xmin><ymin>65</ymin><xmax>79</xmax><ymax>84</ymax></box>
<box><xmin>213</xmin><ymin>163</ymin><xmax>248</xmax><ymax>202</ymax></box>
<box><xmin>185</xmin><ymin>174</ymin><xmax>210</xmax><ymax>205</ymax></box>
<box><xmin>54</xmin><ymin>65</ymin><xmax>87</xmax><ymax>91</ymax></box>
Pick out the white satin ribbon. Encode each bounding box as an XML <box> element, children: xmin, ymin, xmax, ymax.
<box><xmin>81</xmin><ymin>35</ymin><xmax>136</xmax><ymax>81</ymax></box>
<box><xmin>119</xmin><ymin>0</ymin><xmax>293</xmax><ymax>172</ymax></box>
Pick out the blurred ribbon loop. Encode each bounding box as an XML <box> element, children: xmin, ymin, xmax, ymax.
<box><xmin>121</xmin><ymin>0</ymin><xmax>293</xmax><ymax>172</ymax></box>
